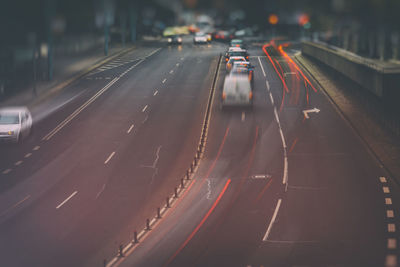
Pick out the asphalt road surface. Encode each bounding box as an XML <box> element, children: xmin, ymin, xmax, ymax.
<box><xmin>0</xmin><ymin>38</ymin><xmax>399</xmax><ymax>267</ymax></box>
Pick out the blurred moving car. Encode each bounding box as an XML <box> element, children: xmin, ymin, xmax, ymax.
<box><xmin>226</xmin><ymin>56</ymin><xmax>246</xmax><ymax>71</ymax></box>
<box><xmin>230</xmin><ymin>39</ymin><xmax>246</xmax><ymax>49</ymax></box>
<box><xmin>167</xmin><ymin>35</ymin><xmax>183</xmax><ymax>45</ymax></box>
<box><xmin>0</xmin><ymin>107</ymin><xmax>32</xmax><ymax>143</ymax></box>
<box><xmin>193</xmin><ymin>32</ymin><xmax>209</xmax><ymax>44</ymax></box>
<box><xmin>231</xmin><ymin>64</ymin><xmax>254</xmax><ymax>85</ymax></box>
<box><xmin>213</xmin><ymin>30</ymin><xmax>234</xmax><ymax>42</ymax></box>
<box><xmin>224</xmin><ymin>48</ymin><xmax>249</xmax><ymax>62</ymax></box>
<box><xmin>221</xmin><ymin>76</ymin><xmax>253</xmax><ymax>108</ymax></box>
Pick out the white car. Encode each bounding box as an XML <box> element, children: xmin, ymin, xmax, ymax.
<box><xmin>193</xmin><ymin>33</ymin><xmax>208</xmax><ymax>44</ymax></box>
<box><xmin>221</xmin><ymin>76</ymin><xmax>253</xmax><ymax>108</ymax></box>
<box><xmin>0</xmin><ymin>107</ymin><xmax>32</xmax><ymax>142</ymax></box>
<box><xmin>226</xmin><ymin>56</ymin><xmax>246</xmax><ymax>71</ymax></box>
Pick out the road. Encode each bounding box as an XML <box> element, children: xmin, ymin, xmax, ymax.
<box><xmin>0</xmin><ymin>38</ymin><xmax>399</xmax><ymax>267</ymax></box>
<box><xmin>0</xmin><ymin>39</ymin><xmax>226</xmax><ymax>267</ymax></box>
<box><xmin>115</xmin><ymin>41</ymin><xmax>400</xmax><ymax>267</ymax></box>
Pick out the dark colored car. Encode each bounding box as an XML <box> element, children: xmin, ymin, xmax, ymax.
<box><xmin>167</xmin><ymin>35</ymin><xmax>183</xmax><ymax>45</ymax></box>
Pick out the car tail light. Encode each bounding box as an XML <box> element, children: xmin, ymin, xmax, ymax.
<box><xmin>222</xmin><ymin>92</ymin><xmax>226</xmax><ymax>99</ymax></box>
<box><xmin>249</xmin><ymin>91</ymin><xmax>253</xmax><ymax>99</ymax></box>
<box><xmin>226</xmin><ymin>58</ymin><xmax>229</xmax><ymax>62</ymax></box>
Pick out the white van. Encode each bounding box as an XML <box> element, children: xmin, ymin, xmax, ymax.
<box><xmin>221</xmin><ymin>75</ymin><xmax>253</xmax><ymax>108</ymax></box>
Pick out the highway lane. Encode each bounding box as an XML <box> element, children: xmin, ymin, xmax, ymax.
<box><xmin>118</xmin><ymin>42</ymin><xmax>400</xmax><ymax>267</ymax></box>
<box><xmin>0</xmin><ymin>40</ymin><xmax>226</xmax><ymax>266</ymax></box>
<box><xmin>117</xmin><ymin>43</ymin><xmax>284</xmax><ymax>267</ymax></box>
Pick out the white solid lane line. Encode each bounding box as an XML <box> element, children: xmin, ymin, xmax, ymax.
<box><xmin>104</xmin><ymin>152</ymin><xmax>116</xmax><ymax>165</ymax></box>
<box><xmin>258</xmin><ymin>56</ymin><xmax>267</xmax><ymax>77</ymax></box>
<box><xmin>42</xmin><ymin>76</ymin><xmax>120</xmax><ymax>141</ymax></box>
<box><xmin>41</xmin><ymin>49</ymin><xmax>163</xmax><ymax>141</ymax></box>
<box><xmin>262</xmin><ymin>198</ymin><xmax>282</xmax><ymax>241</ymax></box>
<box><xmin>142</xmin><ymin>105</ymin><xmax>148</xmax><ymax>112</ymax></box>
<box><xmin>127</xmin><ymin>124</ymin><xmax>134</xmax><ymax>134</ymax></box>
<box><xmin>56</xmin><ymin>191</ymin><xmax>78</xmax><ymax>209</ymax></box>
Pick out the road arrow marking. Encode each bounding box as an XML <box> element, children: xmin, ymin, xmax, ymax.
<box><xmin>303</xmin><ymin>108</ymin><xmax>320</xmax><ymax>119</ymax></box>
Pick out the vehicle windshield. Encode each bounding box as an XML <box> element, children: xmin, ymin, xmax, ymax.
<box><xmin>0</xmin><ymin>114</ymin><xmax>19</xmax><ymax>124</ymax></box>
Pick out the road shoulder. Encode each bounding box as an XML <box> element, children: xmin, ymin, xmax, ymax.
<box><xmin>295</xmin><ymin>54</ymin><xmax>400</xmax><ymax>183</ymax></box>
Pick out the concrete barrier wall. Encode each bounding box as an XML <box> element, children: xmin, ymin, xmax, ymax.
<box><xmin>302</xmin><ymin>41</ymin><xmax>400</xmax><ymax>111</ymax></box>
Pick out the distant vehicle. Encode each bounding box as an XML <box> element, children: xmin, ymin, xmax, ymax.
<box><xmin>230</xmin><ymin>39</ymin><xmax>246</xmax><ymax>49</ymax></box>
<box><xmin>213</xmin><ymin>30</ymin><xmax>234</xmax><ymax>42</ymax></box>
<box><xmin>231</xmin><ymin>65</ymin><xmax>254</xmax><ymax>85</ymax></box>
<box><xmin>0</xmin><ymin>107</ymin><xmax>32</xmax><ymax>143</ymax></box>
<box><xmin>226</xmin><ymin>56</ymin><xmax>246</xmax><ymax>71</ymax></box>
<box><xmin>224</xmin><ymin>48</ymin><xmax>249</xmax><ymax>62</ymax></box>
<box><xmin>193</xmin><ymin>32</ymin><xmax>209</xmax><ymax>44</ymax></box>
<box><xmin>221</xmin><ymin>76</ymin><xmax>253</xmax><ymax>108</ymax></box>
<box><xmin>167</xmin><ymin>35</ymin><xmax>183</xmax><ymax>45</ymax></box>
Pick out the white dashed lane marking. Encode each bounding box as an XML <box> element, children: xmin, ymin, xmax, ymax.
<box><xmin>388</xmin><ymin>223</ymin><xmax>396</xmax><ymax>233</ymax></box>
<box><xmin>378</xmin><ymin>176</ymin><xmax>398</xmax><ymax>267</ymax></box>
<box><xmin>104</xmin><ymin>152</ymin><xmax>116</xmax><ymax>165</ymax></box>
<box><xmin>387</xmin><ymin>210</ymin><xmax>394</xmax><ymax>218</ymax></box>
<box><xmin>386</xmin><ymin>255</ymin><xmax>397</xmax><ymax>267</ymax></box>
<box><xmin>14</xmin><ymin>161</ymin><xmax>23</xmax><ymax>166</ymax></box>
<box><xmin>142</xmin><ymin>105</ymin><xmax>148</xmax><ymax>112</ymax></box>
<box><xmin>388</xmin><ymin>238</ymin><xmax>397</xmax><ymax>249</ymax></box>
<box><xmin>24</xmin><ymin>153</ymin><xmax>32</xmax><ymax>158</ymax></box>
<box><xmin>56</xmin><ymin>191</ymin><xmax>78</xmax><ymax>209</ymax></box>
<box><xmin>33</xmin><ymin>146</ymin><xmax>40</xmax><ymax>151</ymax></box>
<box><xmin>153</xmin><ymin>90</ymin><xmax>158</xmax><ymax>96</ymax></box>
<box><xmin>127</xmin><ymin>124</ymin><xmax>134</xmax><ymax>134</ymax></box>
